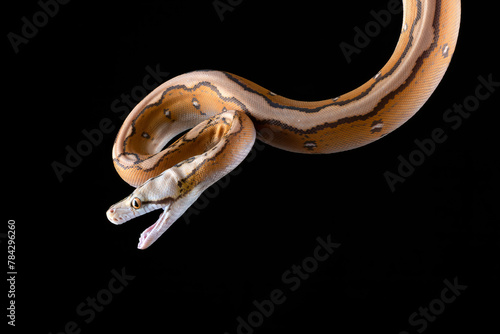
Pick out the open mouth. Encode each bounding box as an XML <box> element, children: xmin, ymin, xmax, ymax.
<box><xmin>137</xmin><ymin>210</ymin><xmax>169</xmax><ymax>250</ymax></box>
<box><xmin>108</xmin><ymin>198</ymin><xmax>178</xmax><ymax>250</ymax></box>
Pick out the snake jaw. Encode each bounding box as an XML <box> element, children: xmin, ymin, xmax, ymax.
<box><xmin>137</xmin><ymin>208</ymin><xmax>174</xmax><ymax>250</ymax></box>
<box><xmin>107</xmin><ymin>198</ymin><xmax>177</xmax><ymax>250</ymax></box>
<box><xmin>136</xmin><ymin>192</ymin><xmax>204</xmax><ymax>249</ymax></box>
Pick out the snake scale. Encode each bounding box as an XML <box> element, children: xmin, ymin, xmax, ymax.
<box><xmin>107</xmin><ymin>0</ymin><xmax>461</xmax><ymax>249</ymax></box>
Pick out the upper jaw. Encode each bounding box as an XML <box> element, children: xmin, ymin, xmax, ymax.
<box><xmin>106</xmin><ymin>206</ymin><xmax>135</xmax><ymax>225</ymax></box>
<box><xmin>106</xmin><ymin>199</ymin><xmax>167</xmax><ymax>225</ymax></box>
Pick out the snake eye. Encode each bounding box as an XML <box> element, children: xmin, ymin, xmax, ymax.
<box><xmin>131</xmin><ymin>197</ymin><xmax>142</xmax><ymax>209</ymax></box>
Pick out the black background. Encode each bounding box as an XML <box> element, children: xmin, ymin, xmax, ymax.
<box><xmin>4</xmin><ymin>0</ymin><xmax>499</xmax><ymax>333</ymax></box>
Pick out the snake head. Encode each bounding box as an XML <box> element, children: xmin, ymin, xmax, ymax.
<box><xmin>106</xmin><ymin>169</ymin><xmax>183</xmax><ymax>250</ymax></box>
<box><xmin>106</xmin><ymin>194</ymin><xmax>169</xmax><ymax>225</ymax></box>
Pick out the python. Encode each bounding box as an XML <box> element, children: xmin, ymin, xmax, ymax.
<box><xmin>107</xmin><ymin>0</ymin><xmax>461</xmax><ymax>249</ymax></box>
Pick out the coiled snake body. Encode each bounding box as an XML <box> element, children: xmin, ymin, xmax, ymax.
<box><xmin>107</xmin><ymin>0</ymin><xmax>461</xmax><ymax>249</ymax></box>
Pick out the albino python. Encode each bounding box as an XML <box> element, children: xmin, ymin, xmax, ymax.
<box><xmin>107</xmin><ymin>0</ymin><xmax>461</xmax><ymax>249</ymax></box>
